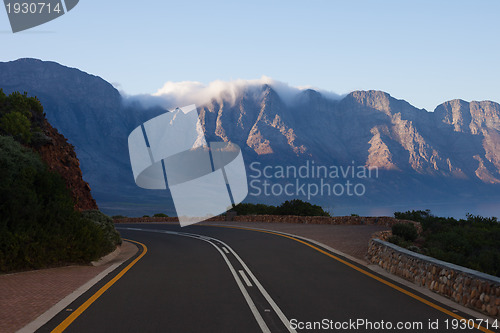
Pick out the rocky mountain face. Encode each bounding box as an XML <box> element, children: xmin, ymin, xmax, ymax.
<box><xmin>183</xmin><ymin>85</ymin><xmax>500</xmax><ymax>217</ymax></box>
<box><xmin>1</xmin><ymin>58</ymin><xmax>499</xmax><ymax>217</ymax></box>
<box><xmin>200</xmin><ymin>86</ymin><xmax>500</xmax><ymax>182</ymax></box>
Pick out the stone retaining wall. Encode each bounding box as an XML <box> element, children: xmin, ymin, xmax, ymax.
<box><xmin>114</xmin><ymin>215</ymin><xmax>418</xmax><ymax>227</ymax></box>
<box><xmin>369</xmin><ymin>230</ymin><xmax>392</xmax><ymax>242</ymax></box>
<box><xmin>367</xmin><ymin>239</ymin><xmax>500</xmax><ymax>318</ymax></box>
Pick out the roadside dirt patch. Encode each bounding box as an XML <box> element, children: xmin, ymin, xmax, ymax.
<box><xmin>202</xmin><ymin>221</ymin><xmax>390</xmax><ymax>260</ymax></box>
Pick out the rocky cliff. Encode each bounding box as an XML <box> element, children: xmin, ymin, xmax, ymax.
<box><xmin>199</xmin><ymin>87</ymin><xmax>500</xmax><ymax>183</ymax></box>
<box><xmin>33</xmin><ymin>118</ymin><xmax>98</xmax><ymax>211</ymax></box>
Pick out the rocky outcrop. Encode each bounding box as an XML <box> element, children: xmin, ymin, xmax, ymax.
<box><xmin>34</xmin><ymin>118</ymin><xmax>97</xmax><ymax>211</ymax></box>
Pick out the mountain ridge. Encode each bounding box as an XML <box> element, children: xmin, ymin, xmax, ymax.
<box><xmin>1</xmin><ymin>58</ymin><xmax>499</xmax><ymax>217</ymax></box>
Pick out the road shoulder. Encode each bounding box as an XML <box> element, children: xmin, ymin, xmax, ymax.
<box><xmin>0</xmin><ymin>241</ymin><xmax>137</xmax><ymax>333</ymax></box>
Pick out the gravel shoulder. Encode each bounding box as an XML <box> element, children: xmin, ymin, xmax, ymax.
<box><xmin>201</xmin><ymin>221</ymin><xmax>389</xmax><ymax>261</ymax></box>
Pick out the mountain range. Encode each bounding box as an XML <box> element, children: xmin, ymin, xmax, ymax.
<box><xmin>1</xmin><ymin>58</ymin><xmax>499</xmax><ymax>217</ymax></box>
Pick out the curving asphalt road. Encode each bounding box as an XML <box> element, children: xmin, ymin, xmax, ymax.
<box><xmin>38</xmin><ymin>224</ymin><xmax>498</xmax><ymax>333</ymax></box>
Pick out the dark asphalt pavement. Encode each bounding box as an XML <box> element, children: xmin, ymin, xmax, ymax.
<box><xmin>39</xmin><ymin>224</ymin><xmax>498</xmax><ymax>333</ymax></box>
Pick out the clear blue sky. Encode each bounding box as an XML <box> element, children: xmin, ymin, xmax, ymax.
<box><xmin>1</xmin><ymin>0</ymin><xmax>499</xmax><ymax>111</ymax></box>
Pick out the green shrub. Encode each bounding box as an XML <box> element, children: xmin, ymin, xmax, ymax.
<box><xmin>153</xmin><ymin>213</ymin><xmax>168</xmax><ymax>217</ymax></box>
<box><xmin>276</xmin><ymin>199</ymin><xmax>330</xmax><ymax>216</ymax></box>
<box><xmin>0</xmin><ymin>136</ymin><xmax>119</xmax><ymax>272</ymax></box>
<box><xmin>0</xmin><ymin>91</ymin><xmax>45</xmax><ymax>144</ymax></box>
<box><xmin>393</xmin><ymin>209</ymin><xmax>500</xmax><ymax>276</ymax></box>
<box><xmin>0</xmin><ymin>111</ymin><xmax>32</xmax><ymax>143</ymax></box>
<box><xmin>30</xmin><ymin>130</ymin><xmax>52</xmax><ymax>147</ymax></box>
<box><xmin>394</xmin><ymin>209</ymin><xmax>431</xmax><ymax>222</ymax></box>
<box><xmin>232</xmin><ymin>203</ymin><xmax>277</xmax><ymax>215</ymax></box>
<box><xmin>112</xmin><ymin>215</ymin><xmax>127</xmax><ymax>219</ymax></box>
<box><xmin>0</xmin><ymin>92</ymin><xmax>121</xmax><ymax>272</ymax></box>
<box><xmin>81</xmin><ymin>210</ymin><xmax>122</xmax><ymax>250</ymax></box>
<box><xmin>387</xmin><ymin>235</ymin><xmax>406</xmax><ymax>247</ymax></box>
<box><xmin>407</xmin><ymin>245</ymin><xmax>421</xmax><ymax>253</ymax></box>
<box><xmin>233</xmin><ymin>200</ymin><xmax>330</xmax><ymax>217</ymax></box>
<box><xmin>392</xmin><ymin>223</ymin><xmax>418</xmax><ymax>242</ymax></box>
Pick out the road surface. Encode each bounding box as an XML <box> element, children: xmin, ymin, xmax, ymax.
<box><xmin>39</xmin><ymin>224</ymin><xmax>498</xmax><ymax>332</ymax></box>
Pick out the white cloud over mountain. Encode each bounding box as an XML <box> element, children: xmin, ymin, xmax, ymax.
<box><xmin>149</xmin><ymin>76</ymin><xmax>342</xmax><ymax>108</ymax></box>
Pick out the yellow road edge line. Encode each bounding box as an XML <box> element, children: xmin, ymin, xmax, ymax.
<box><xmin>212</xmin><ymin>225</ymin><xmax>494</xmax><ymax>333</ymax></box>
<box><xmin>51</xmin><ymin>239</ymin><xmax>148</xmax><ymax>333</ymax></box>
